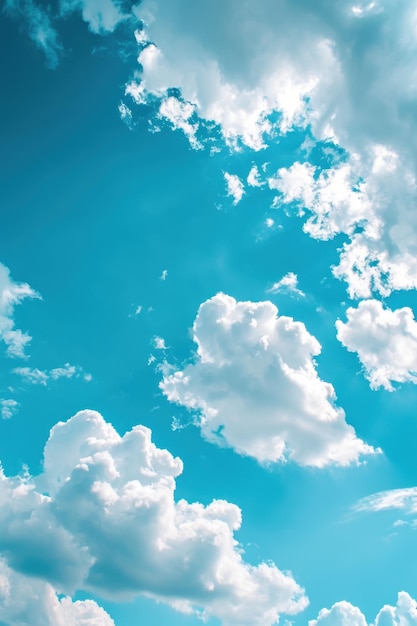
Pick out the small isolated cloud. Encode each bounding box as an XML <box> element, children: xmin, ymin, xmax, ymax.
<box><xmin>0</xmin><ymin>262</ymin><xmax>40</xmax><ymax>359</ymax></box>
<box><xmin>4</xmin><ymin>0</ymin><xmax>63</xmax><ymax>68</ymax></box>
<box><xmin>265</xmin><ymin>218</ymin><xmax>275</xmax><ymax>228</ymax></box>
<box><xmin>0</xmin><ymin>558</ymin><xmax>114</xmax><ymax>626</ymax></box>
<box><xmin>0</xmin><ymin>410</ymin><xmax>308</xmax><ymax>626</ymax></box>
<box><xmin>160</xmin><ymin>269</ymin><xmax>168</xmax><ymax>281</ymax></box>
<box><xmin>153</xmin><ymin>336</ymin><xmax>167</xmax><ymax>350</ymax></box>
<box><xmin>336</xmin><ymin>300</ymin><xmax>417</xmax><ymax>391</ymax></box>
<box><xmin>267</xmin><ymin>272</ymin><xmax>305</xmax><ymax>298</ymax></box>
<box><xmin>224</xmin><ymin>173</ymin><xmax>245</xmax><ymax>205</ymax></box>
<box><xmin>118</xmin><ymin>101</ymin><xmax>133</xmax><ymax>129</ymax></box>
<box><xmin>247</xmin><ymin>165</ymin><xmax>263</xmax><ymax>187</ymax></box>
<box><xmin>309</xmin><ymin>592</ymin><xmax>417</xmax><ymax>626</ymax></box>
<box><xmin>0</xmin><ymin>399</ymin><xmax>19</xmax><ymax>420</ymax></box>
<box><xmin>160</xmin><ymin>293</ymin><xmax>377</xmax><ymax>467</ymax></box>
<box><xmin>13</xmin><ymin>363</ymin><xmax>91</xmax><ymax>386</ymax></box>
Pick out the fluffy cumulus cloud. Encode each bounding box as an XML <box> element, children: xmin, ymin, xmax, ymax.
<box><xmin>335</xmin><ymin>300</ymin><xmax>417</xmax><ymax>391</ymax></box>
<box><xmin>0</xmin><ymin>559</ymin><xmax>114</xmax><ymax>626</ymax></box>
<box><xmin>310</xmin><ymin>592</ymin><xmax>417</xmax><ymax>626</ymax></box>
<box><xmin>0</xmin><ymin>409</ymin><xmax>307</xmax><ymax>626</ymax></box>
<box><xmin>125</xmin><ymin>0</ymin><xmax>417</xmax><ymax>158</ymax></box>
<box><xmin>160</xmin><ymin>293</ymin><xmax>377</xmax><ymax>467</ymax></box>
<box><xmin>0</xmin><ymin>262</ymin><xmax>40</xmax><ymax>358</ymax></box>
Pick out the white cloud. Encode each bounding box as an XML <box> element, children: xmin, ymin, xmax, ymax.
<box><xmin>126</xmin><ymin>0</ymin><xmax>417</xmax><ymax>155</ymax></box>
<box><xmin>309</xmin><ymin>600</ymin><xmax>367</xmax><ymax>626</ymax></box>
<box><xmin>128</xmin><ymin>0</ymin><xmax>323</xmax><ymax>150</ymax></box>
<box><xmin>268</xmin><ymin>159</ymin><xmax>374</xmax><ymax>242</ymax></box>
<box><xmin>224</xmin><ymin>172</ymin><xmax>245</xmax><ymax>205</ymax></box>
<box><xmin>158</xmin><ymin>97</ymin><xmax>201</xmax><ymax>149</ymax></box>
<box><xmin>13</xmin><ymin>363</ymin><xmax>91</xmax><ymax>386</ymax></box>
<box><xmin>266</xmin><ymin>273</ymin><xmax>305</xmax><ymax>298</ymax></box>
<box><xmin>0</xmin><ymin>262</ymin><xmax>40</xmax><ymax>359</ymax></box>
<box><xmin>336</xmin><ymin>300</ymin><xmax>417</xmax><ymax>391</ymax></box>
<box><xmin>0</xmin><ymin>399</ymin><xmax>19</xmax><ymax>420</ymax></box>
<box><xmin>0</xmin><ymin>558</ymin><xmax>114</xmax><ymax>626</ymax></box>
<box><xmin>160</xmin><ymin>293</ymin><xmax>377</xmax><ymax>467</ymax></box>
<box><xmin>0</xmin><ymin>409</ymin><xmax>308</xmax><ymax>625</ymax></box>
<box><xmin>354</xmin><ymin>487</ymin><xmax>417</xmax><ymax>515</ymax></box>
<box><xmin>269</xmin><ymin>147</ymin><xmax>417</xmax><ymax>298</ymax></box>
<box><xmin>247</xmin><ymin>165</ymin><xmax>263</xmax><ymax>187</ymax></box>
<box><xmin>125</xmin><ymin>1</ymin><xmax>417</xmax><ymax>299</ymax></box>
<box><xmin>60</xmin><ymin>0</ymin><xmax>127</xmax><ymax>34</ymax></box>
<box><xmin>153</xmin><ymin>336</ymin><xmax>167</xmax><ymax>350</ymax></box>
<box><xmin>309</xmin><ymin>592</ymin><xmax>417</xmax><ymax>626</ymax></box>
<box><xmin>160</xmin><ymin>269</ymin><xmax>168</xmax><ymax>281</ymax></box>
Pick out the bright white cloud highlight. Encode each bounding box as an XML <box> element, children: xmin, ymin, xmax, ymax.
<box><xmin>160</xmin><ymin>293</ymin><xmax>377</xmax><ymax>467</ymax></box>
<box><xmin>0</xmin><ymin>559</ymin><xmax>114</xmax><ymax>626</ymax></box>
<box><xmin>224</xmin><ymin>173</ymin><xmax>245</xmax><ymax>205</ymax></box>
<box><xmin>0</xmin><ymin>262</ymin><xmax>40</xmax><ymax>359</ymax></box>
<box><xmin>310</xmin><ymin>592</ymin><xmax>417</xmax><ymax>626</ymax></box>
<box><xmin>0</xmin><ymin>409</ymin><xmax>307</xmax><ymax>626</ymax></box>
<box><xmin>13</xmin><ymin>363</ymin><xmax>91</xmax><ymax>386</ymax></box>
<box><xmin>267</xmin><ymin>273</ymin><xmax>305</xmax><ymax>297</ymax></box>
<box><xmin>336</xmin><ymin>300</ymin><xmax>417</xmax><ymax>391</ymax></box>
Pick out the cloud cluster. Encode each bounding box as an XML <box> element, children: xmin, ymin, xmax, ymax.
<box><xmin>269</xmin><ymin>147</ymin><xmax>417</xmax><ymax>298</ymax></box>
<box><xmin>124</xmin><ymin>1</ymin><xmax>417</xmax><ymax>298</ymax></box>
<box><xmin>336</xmin><ymin>300</ymin><xmax>417</xmax><ymax>390</ymax></box>
<box><xmin>160</xmin><ymin>293</ymin><xmax>376</xmax><ymax>467</ymax></box>
<box><xmin>0</xmin><ymin>559</ymin><xmax>114</xmax><ymax>626</ymax></box>
<box><xmin>310</xmin><ymin>592</ymin><xmax>417</xmax><ymax>626</ymax></box>
<box><xmin>0</xmin><ymin>262</ymin><xmax>40</xmax><ymax>358</ymax></box>
<box><xmin>0</xmin><ymin>399</ymin><xmax>19</xmax><ymax>420</ymax></box>
<box><xmin>0</xmin><ymin>409</ymin><xmax>307</xmax><ymax>626</ymax></box>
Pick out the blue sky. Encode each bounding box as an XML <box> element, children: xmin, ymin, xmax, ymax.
<box><xmin>2</xmin><ymin>1</ymin><xmax>417</xmax><ymax>625</ymax></box>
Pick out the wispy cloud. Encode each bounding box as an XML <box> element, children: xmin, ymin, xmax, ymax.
<box><xmin>13</xmin><ymin>363</ymin><xmax>91</xmax><ymax>385</ymax></box>
<box><xmin>4</xmin><ymin>0</ymin><xmax>63</xmax><ymax>68</ymax></box>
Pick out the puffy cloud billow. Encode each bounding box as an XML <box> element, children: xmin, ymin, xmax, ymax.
<box><xmin>336</xmin><ymin>300</ymin><xmax>417</xmax><ymax>391</ymax></box>
<box><xmin>310</xmin><ymin>592</ymin><xmax>417</xmax><ymax>626</ymax></box>
<box><xmin>0</xmin><ymin>559</ymin><xmax>115</xmax><ymax>626</ymax></box>
<box><xmin>160</xmin><ymin>293</ymin><xmax>377</xmax><ymax>467</ymax></box>
<box><xmin>0</xmin><ymin>409</ymin><xmax>307</xmax><ymax>626</ymax></box>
